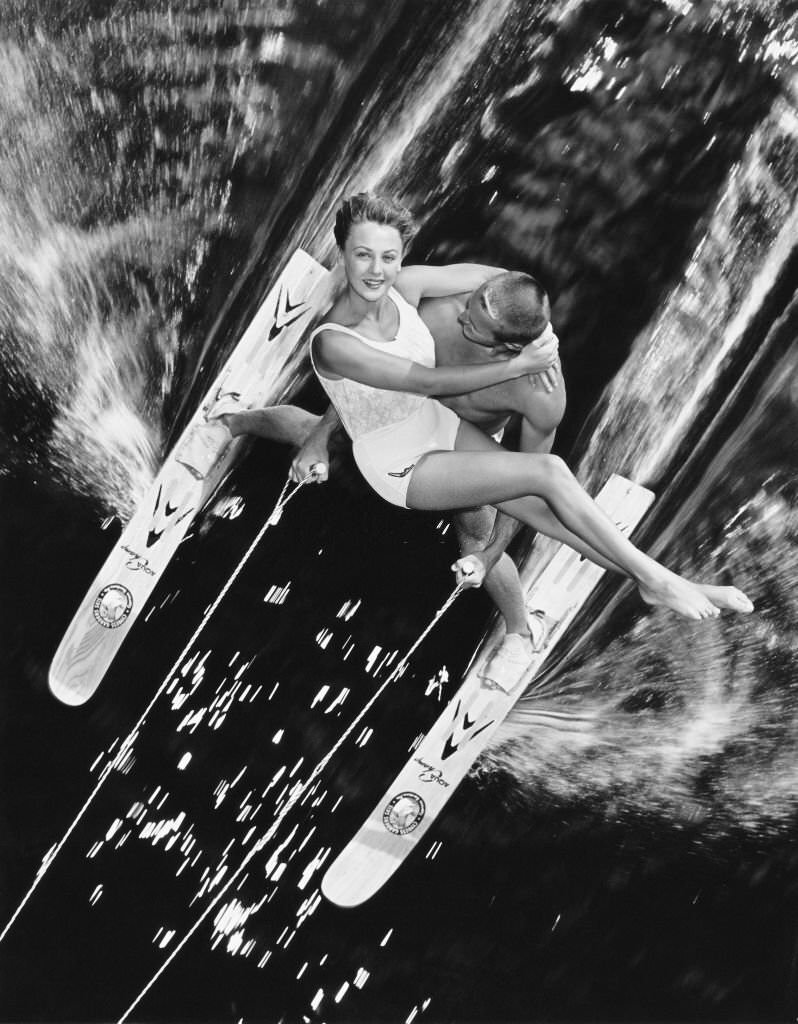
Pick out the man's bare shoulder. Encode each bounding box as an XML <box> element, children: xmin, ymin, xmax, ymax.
<box><xmin>510</xmin><ymin>371</ymin><xmax>567</xmax><ymax>426</ymax></box>
<box><xmin>418</xmin><ymin>291</ymin><xmax>468</xmax><ymax>318</ymax></box>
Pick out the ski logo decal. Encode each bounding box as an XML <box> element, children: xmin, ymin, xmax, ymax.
<box><xmin>120</xmin><ymin>545</ymin><xmax>156</xmax><ymax>576</ymax></box>
<box><xmin>93</xmin><ymin>583</ymin><xmax>133</xmax><ymax>629</ymax></box>
<box><xmin>268</xmin><ymin>285</ymin><xmax>309</xmax><ymax>341</ymax></box>
<box><xmin>414</xmin><ymin>758</ymin><xmax>450</xmax><ymax>787</ymax></box>
<box><xmin>440</xmin><ymin>698</ymin><xmax>495</xmax><ymax>761</ymax></box>
<box><xmin>147</xmin><ymin>485</ymin><xmax>195</xmax><ymax>548</ymax></box>
<box><xmin>383</xmin><ymin>792</ymin><xmax>425</xmax><ymax>835</ymax></box>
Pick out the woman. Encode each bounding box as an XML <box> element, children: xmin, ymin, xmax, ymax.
<box><xmin>310</xmin><ymin>193</ymin><xmax>752</xmax><ymax>621</ymax></box>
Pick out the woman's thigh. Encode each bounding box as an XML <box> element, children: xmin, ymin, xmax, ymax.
<box><xmin>453</xmin><ymin>417</ymin><xmax>504</xmax><ymax>453</ymax></box>
<box><xmin>405</xmin><ymin>420</ymin><xmax>556</xmax><ymax>511</ymax></box>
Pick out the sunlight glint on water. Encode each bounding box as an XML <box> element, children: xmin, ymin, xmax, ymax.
<box><xmin>495</xmin><ymin>338</ymin><xmax>798</xmax><ymax>836</ymax></box>
<box><xmin>577</xmin><ymin>80</ymin><xmax>798</xmax><ymax>492</ymax></box>
<box><xmin>3</xmin><ymin>3</ymin><xmax>798</xmax><ymax>1020</ymax></box>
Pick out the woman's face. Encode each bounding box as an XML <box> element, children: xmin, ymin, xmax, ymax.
<box><xmin>342</xmin><ymin>221</ymin><xmax>403</xmax><ymax>303</ymax></box>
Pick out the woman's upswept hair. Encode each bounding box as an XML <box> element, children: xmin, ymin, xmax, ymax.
<box><xmin>334</xmin><ymin>193</ymin><xmax>416</xmax><ymax>250</ymax></box>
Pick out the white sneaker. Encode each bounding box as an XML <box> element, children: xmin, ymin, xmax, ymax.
<box><xmin>479</xmin><ymin>632</ymin><xmax>532</xmax><ymax>694</ymax></box>
<box><xmin>174</xmin><ymin>419</ymin><xmax>233</xmax><ymax>480</ymax></box>
<box><xmin>527</xmin><ymin>608</ymin><xmax>554</xmax><ymax>653</ymax></box>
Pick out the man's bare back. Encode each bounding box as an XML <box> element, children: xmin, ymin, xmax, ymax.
<box><xmin>419</xmin><ymin>290</ymin><xmax>566</xmax><ymax>450</ymax></box>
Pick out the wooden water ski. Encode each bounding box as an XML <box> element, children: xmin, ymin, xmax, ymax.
<box><xmin>50</xmin><ymin>251</ymin><xmax>332</xmax><ymax>705</ymax></box>
<box><xmin>321</xmin><ymin>475</ymin><xmax>655</xmax><ymax>907</ymax></box>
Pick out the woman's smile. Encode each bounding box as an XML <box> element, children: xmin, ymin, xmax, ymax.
<box><xmin>343</xmin><ymin>221</ymin><xmax>403</xmax><ymax>303</ymax></box>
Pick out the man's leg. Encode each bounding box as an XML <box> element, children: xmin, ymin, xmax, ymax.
<box><xmin>222</xmin><ymin>406</ymin><xmax>321</xmax><ymax>446</ymax></box>
<box><xmin>452</xmin><ymin>411</ymin><xmax>558</xmax><ymax>620</ymax></box>
<box><xmin>455</xmin><ymin>506</ymin><xmax>544</xmax><ymax>691</ymax></box>
<box><xmin>454</xmin><ymin>507</ymin><xmax>529</xmax><ymax>638</ymax></box>
<box><xmin>449</xmin><ymin>413</ymin><xmax>563</xmax><ymax>688</ymax></box>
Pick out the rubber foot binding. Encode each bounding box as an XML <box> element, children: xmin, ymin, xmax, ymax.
<box><xmin>174</xmin><ymin>420</ymin><xmax>232</xmax><ymax>480</ymax></box>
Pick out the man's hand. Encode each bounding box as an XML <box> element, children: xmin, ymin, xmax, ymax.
<box><xmin>451</xmin><ymin>553</ymin><xmax>486</xmax><ymax>588</ymax></box>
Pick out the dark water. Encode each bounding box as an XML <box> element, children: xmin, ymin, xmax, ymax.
<box><xmin>2</xmin><ymin>2</ymin><xmax>798</xmax><ymax>1021</ymax></box>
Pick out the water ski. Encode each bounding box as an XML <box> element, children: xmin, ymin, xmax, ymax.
<box><xmin>49</xmin><ymin>250</ymin><xmax>331</xmax><ymax>705</ymax></box>
<box><xmin>321</xmin><ymin>474</ymin><xmax>655</xmax><ymax>908</ymax></box>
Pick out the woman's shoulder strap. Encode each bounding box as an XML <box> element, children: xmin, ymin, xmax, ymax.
<box><xmin>388</xmin><ymin>286</ymin><xmax>414</xmax><ymax>313</ymax></box>
<box><xmin>309</xmin><ymin>322</ymin><xmax>368</xmax><ymax>342</ymax></box>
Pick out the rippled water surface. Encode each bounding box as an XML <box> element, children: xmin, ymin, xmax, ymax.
<box><xmin>2</xmin><ymin>2</ymin><xmax>798</xmax><ymax>1021</ymax></box>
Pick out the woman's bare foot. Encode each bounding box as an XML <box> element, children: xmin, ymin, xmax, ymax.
<box><xmin>694</xmin><ymin>584</ymin><xmax>754</xmax><ymax>613</ymax></box>
<box><xmin>637</xmin><ymin>571</ymin><xmax>720</xmax><ymax>620</ymax></box>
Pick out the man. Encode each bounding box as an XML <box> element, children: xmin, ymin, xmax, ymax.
<box><xmin>192</xmin><ymin>268</ymin><xmax>562</xmax><ymax>689</ymax></box>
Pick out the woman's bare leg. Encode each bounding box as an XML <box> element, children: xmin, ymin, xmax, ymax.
<box><xmin>406</xmin><ymin>420</ymin><xmax>752</xmax><ymax>620</ymax></box>
<box><xmin>440</xmin><ymin>421</ymin><xmax>751</xmax><ymax>613</ymax></box>
<box><xmin>495</xmin><ymin>494</ymin><xmax>753</xmax><ymax>613</ymax></box>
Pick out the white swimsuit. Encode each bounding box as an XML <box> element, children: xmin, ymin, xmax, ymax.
<box><xmin>310</xmin><ymin>288</ymin><xmax>460</xmax><ymax>508</ymax></box>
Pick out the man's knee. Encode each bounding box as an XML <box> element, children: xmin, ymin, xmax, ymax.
<box><xmin>525</xmin><ymin>428</ymin><xmax>556</xmax><ymax>455</ymax></box>
<box><xmin>521</xmin><ymin>390</ymin><xmax>566</xmax><ymax>452</ymax></box>
<box><xmin>454</xmin><ymin>507</ymin><xmax>496</xmax><ymax>551</ymax></box>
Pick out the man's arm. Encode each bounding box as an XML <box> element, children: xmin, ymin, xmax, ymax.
<box><xmin>476</xmin><ymin>374</ymin><xmax>567</xmax><ymax>571</ymax></box>
<box><xmin>290</xmin><ymin>403</ymin><xmax>341</xmax><ymax>483</ymax></box>
<box><xmin>473</xmin><ymin>509</ymin><xmax>519</xmax><ymax>577</ymax></box>
<box><xmin>397</xmin><ymin>263</ymin><xmax>505</xmax><ymax>305</ymax></box>
<box><xmin>517</xmin><ymin>368</ymin><xmax>567</xmax><ymax>455</ymax></box>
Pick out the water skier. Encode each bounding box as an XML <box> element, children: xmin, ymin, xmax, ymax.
<box><xmin>305</xmin><ymin>195</ymin><xmax>752</xmax><ymax>632</ymax></box>
<box><xmin>290</xmin><ymin>268</ymin><xmax>565</xmax><ymax>684</ymax></box>
<box><xmin>181</xmin><ymin>193</ymin><xmax>752</xmax><ymax>687</ymax></box>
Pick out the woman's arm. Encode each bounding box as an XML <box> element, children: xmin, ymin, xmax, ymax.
<box><xmin>396</xmin><ymin>263</ymin><xmax>504</xmax><ymax>304</ymax></box>
<box><xmin>313</xmin><ymin>328</ymin><xmax>557</xmax><ymax>398</ymax></box>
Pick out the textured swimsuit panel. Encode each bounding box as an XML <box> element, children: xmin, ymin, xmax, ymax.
<box><xmin>309</xmin><ymin>289</ymin><xmax>433</xmax><ymax>438</ymax></box>
<box><xmin>310</xmin><ymin>288</ymin><xmax>460</xmax><ymax>507</ymax></box>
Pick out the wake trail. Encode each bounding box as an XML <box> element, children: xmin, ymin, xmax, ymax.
<box><xmin>116</xmin><ymin>582</ymin><xmax>466</xmax><ymax>1022</ymax></box>
<box><xmin>0</xmin><ymin>474</ymin><xmax>316</xmax><ymax>945</ymax></box>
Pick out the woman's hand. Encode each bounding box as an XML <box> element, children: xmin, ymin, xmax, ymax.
<box><xmin>529</xmin><ymin>360</ymin><xmax>560</xmax><ymax>394</ymax></box>
<box><xmin>509</xmin><ymin>324</ymin><xmax>559</xmax><ymax>378</ymax></box>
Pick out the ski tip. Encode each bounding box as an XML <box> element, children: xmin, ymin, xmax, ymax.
<box><xmin>317</xmin><ymin>839</ymin><xmax>395</xmax><ymax>905</ymax></box>
<box><xmin>48</xmin><ymin>670</ymin><xmax>91</xmax><ymax>707</ymax></box>
<box><xmin>607</xmin><ymin>472</ymin><xmax>655</xmax><ymax>505</ymax></box>
<box><xmin>320</xmin><ymin>872</ymin><xmax>369</xmax><ymax>909</ymax></box>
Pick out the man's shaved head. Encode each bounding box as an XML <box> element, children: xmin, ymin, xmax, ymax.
<box><xmin>482</xmin><ymin>272</ymin><xmax>550</xmax><ymax>344</ymax></box>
